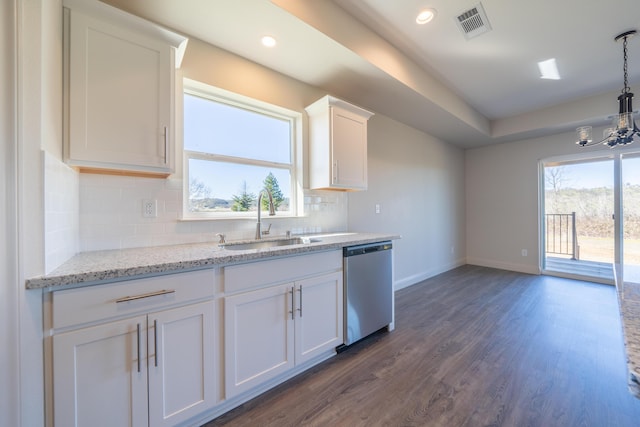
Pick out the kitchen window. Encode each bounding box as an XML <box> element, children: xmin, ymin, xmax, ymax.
<box><xmin>182</xmin><ymin>79</ymin><xmax>301</xmax><ymax>219</ymax></box>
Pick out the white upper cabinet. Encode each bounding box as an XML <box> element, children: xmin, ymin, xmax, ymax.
<box><xmin>305</xmin><ymin>96</ymin><xmax>374</xmax><ymax>191</ymax></box>
<box><xmin>63</xmin><ymin>0</ymin><xmax>187</xmax><ymax>176</ymax></box>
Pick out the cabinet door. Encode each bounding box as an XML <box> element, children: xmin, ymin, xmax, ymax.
<box><xmin>224</xmin><ymin>284</ymin><xmax>294</xmax><ymax>398</ymax></box>
<box><xmin>67</xmin><ymin>10</ymin><xmax>172</xmax><ymax>172</ymax></box>
<box><xmin>330</xmin><ymin>106</ymin><xmax>368</xmax><ymax>190</ymax></box>
<box><xmin>148</xmin><ymin>301</ymin><xmax>216</xmax><ymax>427</ymax></box>
<box><xmin>53</xmin><ymin>316</ymin><xmax>149</xmax><ymax>427</ymax></box>
<box><xmin>295</xmin><ymin>272</ymin><xmax>344</xmax><ymax>365</ymax></box>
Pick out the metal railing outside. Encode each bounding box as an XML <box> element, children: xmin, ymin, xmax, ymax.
<box><xmin>545</xmin><ymin>212</ymin><xmax>579</xmax><ymax>260</ymax></box>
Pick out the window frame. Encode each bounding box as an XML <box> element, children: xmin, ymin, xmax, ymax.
<box><xmin>181</xmin><ymin>79</ymin><xmax>302</xmax><ymax>220</ymax></box>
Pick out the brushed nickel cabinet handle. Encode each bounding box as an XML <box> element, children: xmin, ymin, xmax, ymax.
<box><xmin>163</xmin><ymin>126</ymin><xmax>168</xmax><ymax>164</ymax></box>
<box><xmin>289</xmin><ymin>288</ymin><xmax>295</xmax><ymax>320</ymax></box>
<box><xmin>297</xmin><ymin>286</ymin><xmax>303</xmax><ymax>317</ymax></box>
<box><xmin>153</xmin><ymin>319</ymin><xmax>158</xmax><ymax>367</ymax></box>
<box><xmin>136</xmin><ymin>323</ymin><xmax>141</xmax><ymax>373</ymax></box>
<box><xmin>115</xmin><ymin>289</ymin><xmax>175</xmax><ymax>304</ymax></box>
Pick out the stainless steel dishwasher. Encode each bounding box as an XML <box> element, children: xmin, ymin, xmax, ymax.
<box><xmin>342</xmin><ymin>241</ymin><xmax>393</xmax><ymax>346</ymax></box>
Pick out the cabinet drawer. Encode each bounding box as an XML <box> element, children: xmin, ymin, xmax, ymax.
<box><xmin>224</xmin><ymin>250</ymin><xmax>341</xmax><ymax>294</ymax></box>
<box><xmin>52</xmin><ymin>269</ymin><xmax>214</xmax><ymax>330</ymax></box>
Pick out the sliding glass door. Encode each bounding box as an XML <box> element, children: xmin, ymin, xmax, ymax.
<box><xmin>542</xmin><ymin>151</ymin><xmax>640</xmax><ymax>284</ymax></box>
<box><xmin>543</xmin><ymin>159</ymin><xmax>614</xmax><ymax>281</ymax></box>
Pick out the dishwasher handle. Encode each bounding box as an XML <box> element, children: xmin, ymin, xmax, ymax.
<box><xmin>343</xmin><ymin>241</ymin><xmax>392</xmax><ymax>257</ymax></box>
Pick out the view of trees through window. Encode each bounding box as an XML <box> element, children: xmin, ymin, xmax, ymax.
<box><xmin>545</xmin><ymin>163</ymin><xmax>614</xmax><ymax>263</ymax></box>
<box><xmin>183</xmin><ymin>85</ymin><xmax>295</xmax><ymax>216</ymax></box>
<box><xmin>188</xmin><ymin>172</ymin><xmax>288</xmax><ymax>213</ymax></box>
<box><xmin>544</xmin><ymin>160</ymin><xmax>640</xmax><ymax>265</ymax></box>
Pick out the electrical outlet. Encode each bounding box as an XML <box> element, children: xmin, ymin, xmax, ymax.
<box><xmin>143</xmin><ymin>199</ymin><xmax>157</xmax><ymax>218</ymax></box>
<box><xmin>521</xmin><ymin>249</ymin><xmax>528</xmax><ymax>257</ymax></box>
<box><xmin>375</xmin><ymin>204</ymin><xmax>381</xmax><ymax>214</ymax></box>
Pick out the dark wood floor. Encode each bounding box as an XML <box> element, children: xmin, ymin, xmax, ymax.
<box><xmin>204</xmin><ymin>265</ymin><xmax>640</xmax><ymax>427</ymax></box>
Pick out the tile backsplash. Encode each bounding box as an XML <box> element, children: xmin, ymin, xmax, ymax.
<box><xmin>44</xmin><ymin>153</ymin><xmax>79</xmax><ymax>273</ymax></box>
<box><xmin>79</xmin><ymin>173</ymin><xmax>347</xmax><ymax>252</ymax></box>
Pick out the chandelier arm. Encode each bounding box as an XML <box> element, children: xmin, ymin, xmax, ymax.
<box><xmin>580</xmin><ymin>135</ymin><xmax>609</xmax><ymax>147</ymax></box>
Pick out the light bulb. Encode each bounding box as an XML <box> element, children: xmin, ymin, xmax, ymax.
<box><xmin>615</xmin><ymin>112</ymin><xmax>634</xmax><ymax>133</ymax></box>
<box><xmin>261</xmin><ymin>36</ymin><xmax>277</xmax><ymax>48</ymax></box>
<box><xmin>575</xmin><ymin>126</ymin><xmax>592</xmax><ymax>146</ymax></box>
<box><xmin>416</xmin><ymin>9</ymin><xmax>436</xmax><ymax>24</ymax></box>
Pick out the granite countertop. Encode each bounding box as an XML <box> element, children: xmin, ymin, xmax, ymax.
<box><xmin>614</xmin><ymin>264</ymin><xmax>640</xmax><ymax>398</ymax></box>
<box><xmin>26</xmin><ymin>232</ymin><xmax>399</xmax><ymax>290</ymax></box>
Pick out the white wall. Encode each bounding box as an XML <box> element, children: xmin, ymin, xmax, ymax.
<box><xmin>348</xmin><ymin>114</ymin><xmax>466</xmax><ymax>288</ymax></box>
<box><xmin>1</xmin><ymin>1</ymin><xmax>19</xmax><ymax>425</ymax></box>
<box><xmin>465</xmin><ymin>126</ymin><xmax>625</xmax><ymax>274</ymax></box>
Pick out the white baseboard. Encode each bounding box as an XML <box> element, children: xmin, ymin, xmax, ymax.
<box><xmin>394</xmin><ymin>258</ymin><xmax>466</xmax><ymax>291</ymax></box>
<box><xmin>466</xmin><ymin>257</ymin><xmax>541</xmax><ymax>275</ymax></box>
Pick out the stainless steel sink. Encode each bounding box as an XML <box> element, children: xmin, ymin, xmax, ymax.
<box><xmin>221</xmin><ymin>237</ymin><xmax>321</xmax><ymax>251</ymax></box>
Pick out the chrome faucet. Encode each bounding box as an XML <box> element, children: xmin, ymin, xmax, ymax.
<box><xmin>256</xmin><ymin>189</ymin><xmax>276</xmax><ymax>240</ymax></box>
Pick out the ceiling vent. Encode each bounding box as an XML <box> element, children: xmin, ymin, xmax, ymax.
<box><xmin>455</xmin><ymin>3</ymin><xmax>492</xmax><ymax>40</ymax></box>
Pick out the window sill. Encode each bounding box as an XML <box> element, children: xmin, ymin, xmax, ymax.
<box><xmin>178</xmin><ymin>214</ymin><xmax>301</xmax><ymax>222</ymax></box>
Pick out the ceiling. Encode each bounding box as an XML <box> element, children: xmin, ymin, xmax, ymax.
<box><xmin>101</xmin><ymin>0</ymin><xmax>640</xmax><ymax>149</ymax></box>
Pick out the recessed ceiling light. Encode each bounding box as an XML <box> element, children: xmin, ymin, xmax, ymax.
<box><xmin>261</xmin><ymin>35</ymin><xmax>277</xmax><ymax>48</ymax></box>
<box><xmin>416</xmin><ymin>9</ymin><xmax>436</xmax><ymax>25</ymax></box>
<box><xmin>538</xmin><ymin>58</ymin><xmax>561</xmax><ymax>80</ymax></box>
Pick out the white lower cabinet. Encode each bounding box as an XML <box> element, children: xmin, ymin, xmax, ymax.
<box><xmin>53</xmin><ymin>315</ymin><xmax>150</xmax><ymax>427</ymax></box>
<box><xmin>224</xmin><ymin>283</ymin><xmax>294</xmax><ymax>397</ymax></box>
<box><xmin>49</xmin><ymin>251</ymin><xmax>346</xmax><ymax>425</ymax></box>
<box><xmin>224</xmin><ymin>270</ymin><xmax>343</xmax><ymax>398</ymax></box>
<box><xmin>51</xmin><ymin>270</ymin><xmax>216</xmax><ymax>427</ymax></box>
<box><xmin>148</xmin><ymin>302</ymin><xmax>216</xmax><ymax>427</ymax></box>
<box><xmin>294</xmin><ymin>272</ymin><xmax>344</xmax><ymax>365</ymax></box>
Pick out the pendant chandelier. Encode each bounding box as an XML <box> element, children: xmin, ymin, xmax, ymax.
<box><xmin>576</xmin><ymin>30</ymin><xmax>639</xmax><ymax>148</ymax></box>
